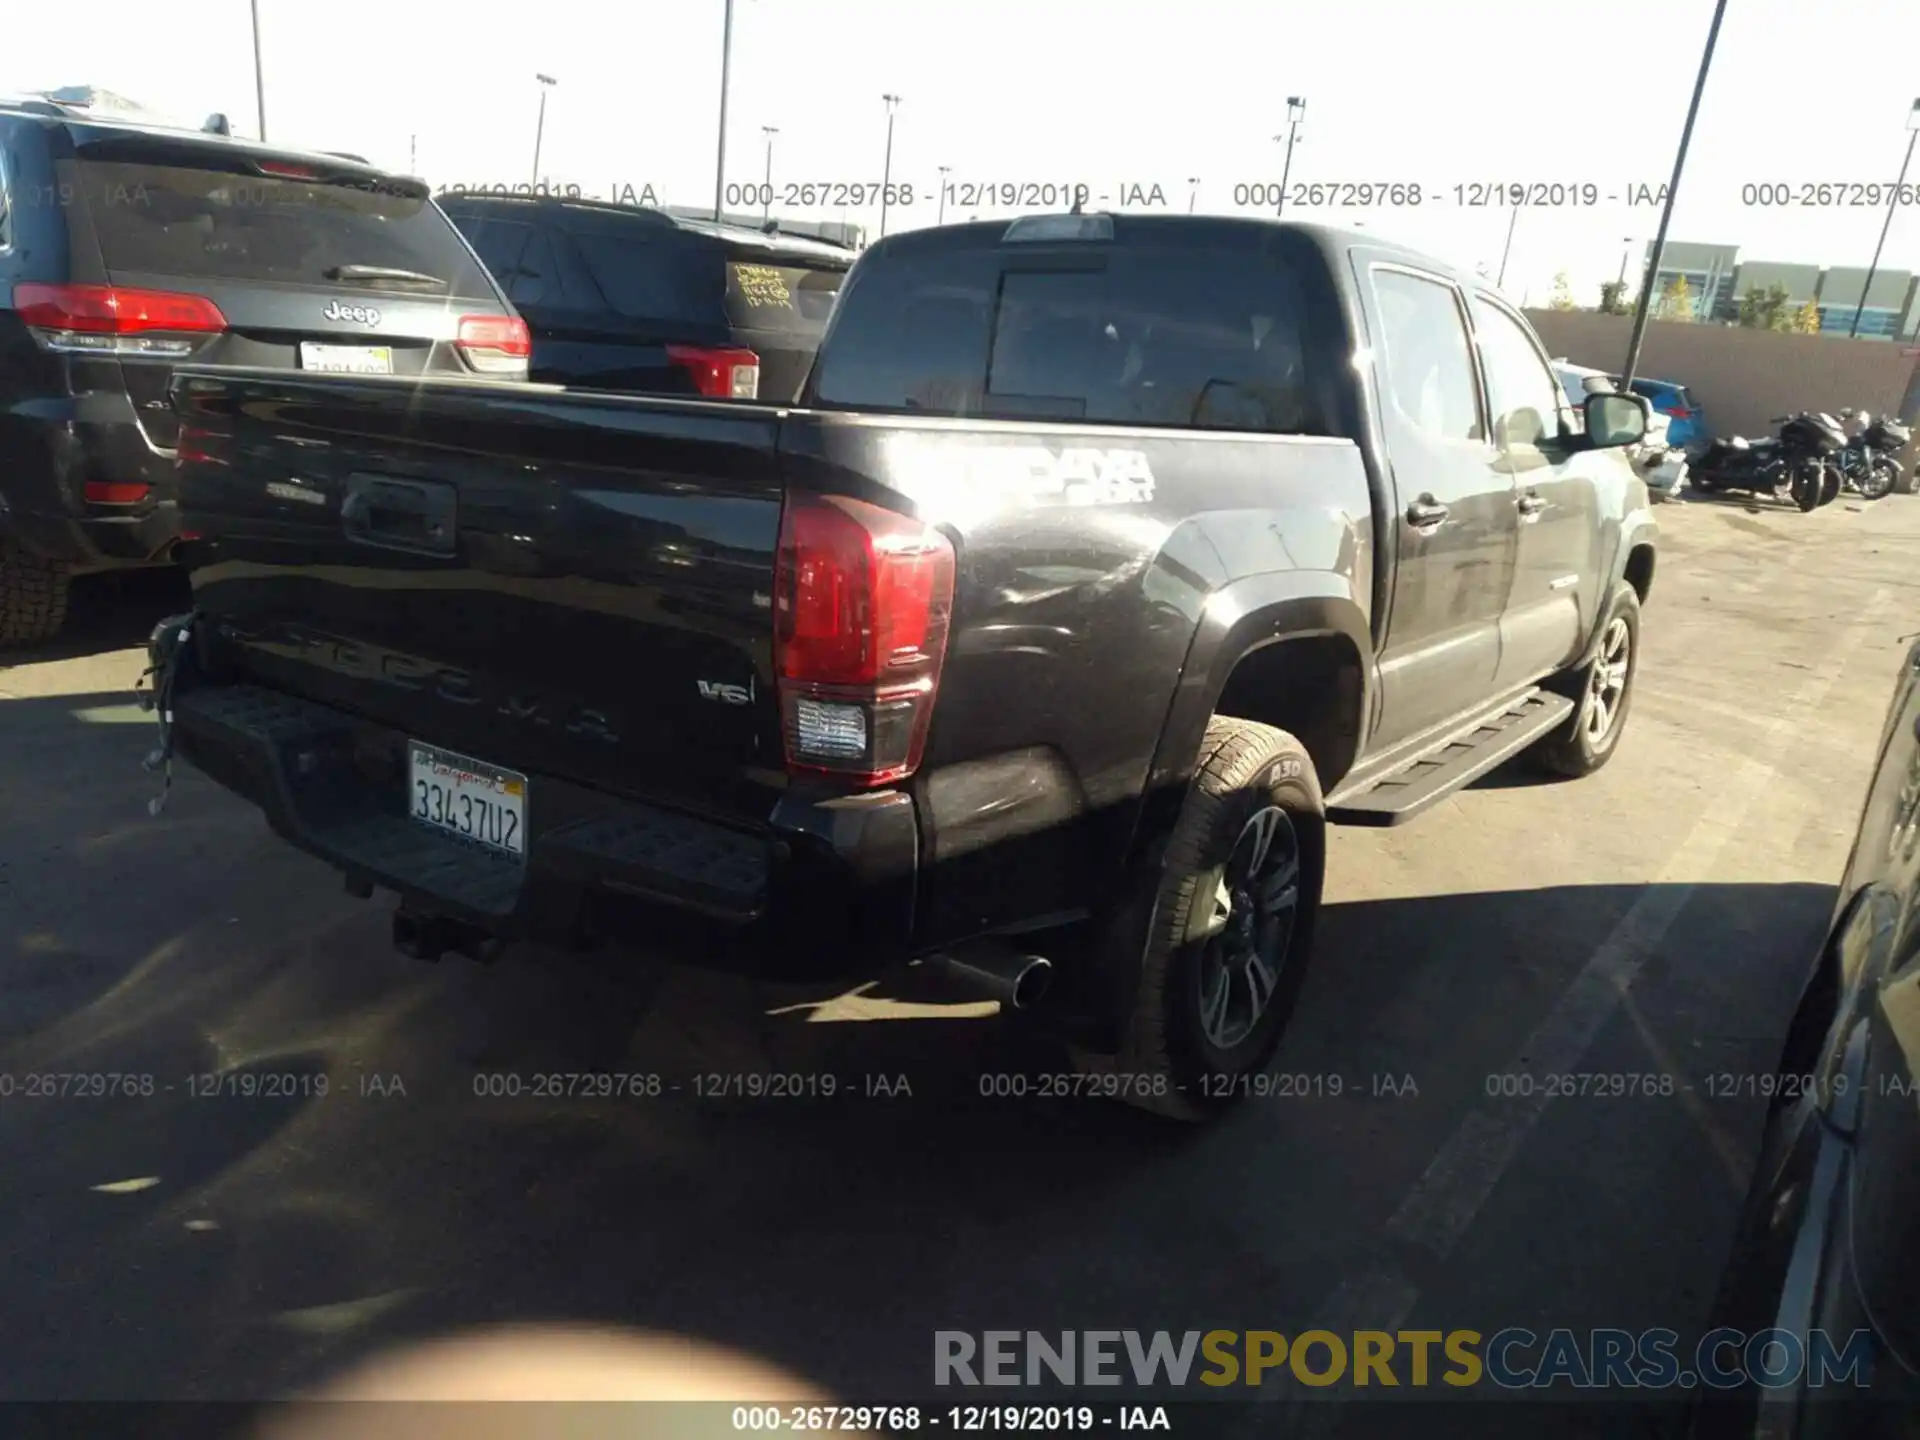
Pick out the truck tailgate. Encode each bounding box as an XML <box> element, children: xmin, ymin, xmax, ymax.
<box><xmin>170</xmin><ymin>370</ymin><xmax>788</xmax><ymax>835</ymax></box>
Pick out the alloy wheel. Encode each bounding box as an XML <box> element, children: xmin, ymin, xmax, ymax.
<box><xmin>1585</xmin><ymin>616</ymin><xmax>1631</xmax><ymax>745</ymax></box>
<box><xmin>1195</xmin><ymin>804</ymin><xmax>1302</xmax><ymax>1050</ymax></box>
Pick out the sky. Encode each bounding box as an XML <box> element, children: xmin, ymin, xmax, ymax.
<box><xmin>11</xmin><ymin>0</ymin><xmax>1920</xmax><ymax>308</ymax></box>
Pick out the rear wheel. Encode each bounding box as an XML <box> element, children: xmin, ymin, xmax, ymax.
<box><xmin>1079</xmin><ymin>717</ymin><xmax>1326</xmax><ymax>1121</ymax></box>
<box><xmin>1861</xmin><ymin>457</ymin><xmax>1898</xmax><ymax>501</ymax></box>
<box><xmin>0</xmin><ymin>539</ymin><xmax>71</xmax><ymax>649</ymax></box>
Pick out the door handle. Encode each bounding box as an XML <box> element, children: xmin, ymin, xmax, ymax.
<box><xmin>1405</xmin><ymin>496</ymin><xmax>1450</xmax><ymax>527</ymax></box>
<box><xmin>1517</xmin><ymin>491</ymin><xmax>1547</xmax><ymax>517</ymax></box>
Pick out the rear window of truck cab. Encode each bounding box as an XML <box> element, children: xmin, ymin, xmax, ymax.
<box><xmin>808</xmin><ymin>230</ymin><xmax>1332</xmax><ymax>435</ymax></box>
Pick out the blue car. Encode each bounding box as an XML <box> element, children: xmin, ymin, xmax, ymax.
<box><xmin>1621</xmin><ymin>376</ymin><xmax>1708</xmax><ymax>454</ymax></box>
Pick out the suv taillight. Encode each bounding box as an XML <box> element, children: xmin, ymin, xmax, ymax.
<box><xmin>1666</xmin><ymin>406</ymin><xmax>1693</xmax><ymax>419</ymax></box>
<box><xmin>773</xmin><ymin>492</ymin><xmax>955</xmax><ymax>787</ymax></box>
<box><xmin>667</xmin><ymin>345</ymin><xmax>760</xmax><ymax>400</ymax></box>
<box><xmin>14</xmin><ymin>283</ymin><xmax>226</xmax><ymax>357</ymax></box>
<box><xmin>455</xmin><ymin>314</ymin><xmax>530</xmax><ymax>377</ymax></box>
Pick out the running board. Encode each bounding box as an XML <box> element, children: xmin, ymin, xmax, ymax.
<box><xmin>1326</xmin><ymin>689</ymin><xmax>1576</xmax><ymax>828</ymax></box>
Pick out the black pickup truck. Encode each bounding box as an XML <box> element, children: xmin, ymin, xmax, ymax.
<box><xmin>149</xmin><ymin>213</ymin><xmax>1658</xmax><ymax>1119</ymax></box>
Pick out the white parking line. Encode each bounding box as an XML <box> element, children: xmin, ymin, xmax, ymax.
<box><xmin>1243</xmin><ymin>585</ymin><xmax>1893</xmax><ymax>1436</ymax></box>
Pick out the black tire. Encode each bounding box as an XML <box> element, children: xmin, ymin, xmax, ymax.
<box><xmin>1860</xmin><ymin>457</ymin><xmax>1898</xmax><ymax>501</ymax></box>
<box><xmin>1790</xmin><ymin>465</ymin><xmax>1821</xmax><ymax>513</ymax></box>
<box><xmin>0</xmin><ymin>539</ymin><xmax>71</xmax><ymax>649</ymax></box>
<box><xmin>1080</xmin><ymin>717</ymin><xmax>1326</xmax><ymax>1121</ymax></box>
<box><xmin>1817</xmin><ymin>464</ymin><xmax>1842</xmax><ymax>507</ymax></box>
<box><xmin>1531</xmin><ymin>582</ymin><xmax>1642</xmax><ymax>779</ymax></box>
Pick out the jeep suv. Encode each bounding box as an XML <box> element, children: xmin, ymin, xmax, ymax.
<box><xmin>0</xmin><ymin>95</ymin><xmax>525</xmax><ymax>646</ymax></box>
<box><xmin>437</xmin><ymin>192</ymin><xmax>850</xmax><ymax>403</ymax></box>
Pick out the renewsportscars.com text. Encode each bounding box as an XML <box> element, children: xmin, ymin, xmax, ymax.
<box><xmin>933</xmin><ymin>1329</ymin><xmax>1874</xmax><ymax>1391</ymax></box>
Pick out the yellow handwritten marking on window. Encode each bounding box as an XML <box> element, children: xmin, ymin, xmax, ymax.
<box><xmin>734</xmin><ymin>265</ymin><xmax>794</xmax><ymax>309</ymax></box>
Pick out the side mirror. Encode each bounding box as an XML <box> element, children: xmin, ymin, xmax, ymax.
<box><xmin>1584</xmin><ymin>392</ymin><xmax>1647</xmax><ymax>449</ymax></box>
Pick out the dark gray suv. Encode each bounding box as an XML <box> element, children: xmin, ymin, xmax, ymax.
<box><xmin>0</xmin><ymin>95</ymin><xmax>525</xmax><ymax>646</ymax></box>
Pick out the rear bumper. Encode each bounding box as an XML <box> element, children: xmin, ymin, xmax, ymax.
<box><xmin>170</xmin><ymin>682</ymin><xmax>919</xmax><ymax>976</ymax></box>
<box><xmin>1</xmin><ymin>390</ymin><xmax>182</xmax><ymax>571</ymax></box>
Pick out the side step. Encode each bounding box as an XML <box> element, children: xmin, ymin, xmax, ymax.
<box><xmin>1326</xmin><ymin>689</ymin><xmax>1576</xmax><ymax>828</ymax></box>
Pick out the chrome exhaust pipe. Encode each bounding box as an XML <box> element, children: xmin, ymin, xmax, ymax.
<box><xmin>930</xmin><ymin>944</ymin><xmax>1053</xmax><ymax>1010</ymax></box>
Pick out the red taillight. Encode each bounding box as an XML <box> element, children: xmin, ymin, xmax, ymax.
<box><xmin>455</xmin><ymin>314</ymin><xmax>530</xmax><ymax>376</ymax></box>
<box><xmin>773</xmin><ymin>492</ymin><xmax>955</xmax><ymax>786</ymax></box>
<box><xmin>255</xmin><ymin>162</ymin><xmax>321</xmax><ymax>179</ymax></box>
<box><xmin>667</xmin><ymin>345</ymin><xmax>760</xmax><ymax>400</ymax></box>
<box><xmin>83</xmin><ymin>481</ymin><xmax>151</xmax><ymax>505</ymax></box>
<box><xmin>1666</xmin><ymin>406</ymin><xmax>1693</xmax><ymax>419</ymax></box>
<box><xmin>15</xmin><ymin>283</ymin><xmax>226</xmax><ymax>354</ymax></box>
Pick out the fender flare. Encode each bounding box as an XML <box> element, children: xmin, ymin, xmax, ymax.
<box><xmin>1577</xmin><ymin>514</ymin><xmax>1659</xmax><ymax>667</ymax></box>
<box><xmin>1126</xmin><ymin>570</ymin><xmax>1374</xmax><ymax>873</ymax></box>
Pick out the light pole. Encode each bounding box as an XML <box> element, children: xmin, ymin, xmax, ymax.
<box><xmin>760</xmin><ymin>125</ymin><xmax>779</xmax><ymax>224</ymax></box>
<box><xmin>1621</xmin><ymin>0</ymin><xmax>1729</xmax><ymax>390</ymax></box>
<box><xmin>1188</xmin><ymin>177</ymin><xmax>1200</xmax><ymax>213</ymax></box>
<box><xmin>249</xmin><ymin>0</ymin><xmax>268</xmax><ymax>141</ymax></box>
<box><xmin>409</xmin><ymin>134</ymin><xmax>417</xmax><ymax>175</ymax></box>
<box><xmin>1497</xmin><ymin>204</ymin><xmax>1519</xmax><ymax>287</ymax></box>
<box><xmin>530</xmin><ymin>74</ymin><xmax>557</xmax><ymax>188</ymax></box>
<box><xmin>1274</xmin><ymin>96</ymin><xmax>1305</xmax><ymax>216</ymax></box>
<box><xmin>1850</xmin><ymin>99</ymin><xmax>1920</xmax><ymax>339</ymax></box>
<box><xmin>878</xmin><ymin>93</ymin><xmax>902</xmax><ymax>238</ymax></box>
<box><xmin>936</xmin><ymin>165</ymin><xmax>951</xmax><ymax>224</ymax></box>
<box><xmin>713</xmin><ymin>0</ymin><xmax>737</xmax><ymax>220</ymax></box>
<box><xmin>1617</xmin><ymin>237</ymin><xmax>1633</xmax><ymax>286</ymax></box>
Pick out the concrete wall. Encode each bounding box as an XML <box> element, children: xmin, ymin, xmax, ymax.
<box><xmin>1524</xmin><ymin>309</ymin><xmax>1920</xmax><ymax>442</ymax></box>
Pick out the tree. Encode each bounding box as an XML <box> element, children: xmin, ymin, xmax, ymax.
<box><xmin>1548</xmin><ymin>271</ymin><xmax>1576</xmax><ymax>311</ymax></box>
<box><xmin>1657</xmin><ymin>275</ymin><xmax>1696</xmax><ymax>322</ymax></box>
<box><xmin>1597</xmin><ymin>279</ymin><xmax>1632</xmax><ymax>315</ymax></box>
<box><xmin>1736</xmin><ymin>283</ymin><xmax>1797</xmax><ymax>332</ymax></box>
<box><xmin>1790</xmin><ymin>299</ymin><xmax>1822</xmax><ymax>335</ymax></box>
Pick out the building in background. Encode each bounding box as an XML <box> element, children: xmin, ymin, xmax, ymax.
<box><xmin>1644</xmin><ymin>241</ymin><xmax>1920</xmax><ymax>338</ymax></box>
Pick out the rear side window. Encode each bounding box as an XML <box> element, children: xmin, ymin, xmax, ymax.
<box><xmin>1370</xmin><ymin>268</ymin><xmax>1482</xmax><ymax>442</ymax></box>
<box><xmin>447</xmin><ymin>215</ymin><xmax>552</xmax><ymax>307</ymax></box>
<box><xmin>67</xmin><ymin>158</ymin><xmax>494</xmax><ymax>294</ymax></box>
<box><xmin>811</xmin><ymin>240</ymin><xmax>1325</xmax><ymax>434</ymax></box>
<box><xmin>724</xmin><ymin>261</ymin><xmax>844</xmax><ymax>333</ymax></box>
<box><xmin>565</xmin><ymin>228</ymin><xmax>715</xmax><ymax>325</ymax></box>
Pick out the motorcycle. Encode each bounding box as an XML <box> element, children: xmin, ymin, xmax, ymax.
<box><xmin>1690</xmin><ymin>411</ymin><xmax>1848</xmax><ymax>513</ymax></box>
<box><xmin>1834</xmin><ymin>408</ymin><xmax>1910</xmax><ymax>500</ymax></box>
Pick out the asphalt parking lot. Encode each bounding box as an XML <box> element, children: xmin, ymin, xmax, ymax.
<box><xmin>1</xmin><ymin>488</ymin><xmax>1914</xmax><ymax>1432</ymax></box>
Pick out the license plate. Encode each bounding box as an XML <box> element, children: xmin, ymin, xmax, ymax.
<box><xmin>407</xmin><ymin>743</ymin><xmax>526</xmax><ymax>859</ymax></box>
<box><xmin>301</xmin><ymin>342</ymin><xmax>394</xmax><ymax>375</ymax></box>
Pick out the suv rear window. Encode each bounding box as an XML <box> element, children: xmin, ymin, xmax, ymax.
<box><xmin>810</xmin><ymin>238</ymin><xmax>1325</xmax><ymax>434</ymax></box>
<box><xmin>724</xmin><ymin>261</ymin><xmax>844</xmax><ymax>333</ymax></box>
<box><xmin>67</xmin><ymin>158</ymin><xmax>493</xmax><ymax>295</ymax></box>
<box><xmin>565</xmin><ymin>229</ymin><xmax>714</xmax><ymax>326</ymax></box>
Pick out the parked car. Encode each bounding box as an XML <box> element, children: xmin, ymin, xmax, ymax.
<box><xmin>148</xmin><ymin>214</ymin><xmax>1657</xmax><ymax>1120</ymax></box>
<box><xmin>1554</xmin><ymin>360</ymin><xmax>1686</xmax><ymax>499</ymax></box>
<box><xmin>1622</xmin><ymin>374</ymin><xmax>1708</xmax><ymax>454</ymax></box>
<box><xmin>437</xmin><ymin>193</ymin><xmax>852</xmax><ymax>403</ymax></box>
<box><xmin>0</xmin><ymin>93</ymin><xmax>525</xmax><ymax>647</ymax></box>
<box><xmin>1688</xmin><ymin>637</ymin><xmax>1920</xmax><ymax>1437</ymax></box>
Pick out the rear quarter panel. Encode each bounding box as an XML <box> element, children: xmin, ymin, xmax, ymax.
<box><xmin>784</xmin><ymin>412</ymin><xmax>1374</xmax><ymax>947</ymax></box>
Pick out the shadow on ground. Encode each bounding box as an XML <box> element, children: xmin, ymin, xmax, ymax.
<box><xmin>0</xmin><ymin>849</ymin><xmax>1832</xmax><ymax>1419</ymax></box>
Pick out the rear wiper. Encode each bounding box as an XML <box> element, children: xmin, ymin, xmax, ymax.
<box><xmin>324</xmin><ymin>264</ymin><xmax>447</xmax><ymax>289</ymax></box>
